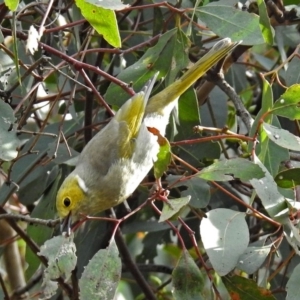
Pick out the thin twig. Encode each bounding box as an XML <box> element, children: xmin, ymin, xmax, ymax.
<box><xmin>213</xmin><ymin>72</ymin><xmax>254</xmax><ymax>132</ymax></box>
<box><xmin>0</xmin><ymin>213</ymin><xmax>60</xmax><ymax>227</ymax></box>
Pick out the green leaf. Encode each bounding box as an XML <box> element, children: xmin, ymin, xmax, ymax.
<box><xmin>18</xmin><ymin>164</ymin><xmax>58</xmax><ymax>206</ymax></box>
<box><xmin>198</xmin><ymin>158</ymin><xmax>265</xmax><ymax>181</ymax></box>
<box><xmin>275</xmin><ymin>168</ymin><xmax>300</xmax><ymax>188</ymax></box>
<box><xmin>283</xmin><ymin>0</ymin><xmax>300</xmax><ymax>4</ymax></box>
<box><xmin>250</xmin><ymin>154</ymin><xmax>286</xmax><ymax>219</ymax></box>
<box><xmin>48</xmin><ymin>143</ymin><xmax>79</xmax><ymax>164</ymax></box>
<box><xmin>5</xmin><ymin>0</ymin><xmax>19</xmax><ymax>12</ymax></box>
<box><xmin>178</xmin><ymin>140</ymin><xmax>221</xmax><ymax>167</ymax></box>
<box><xmin>263</xmin><ymin>122</ymin><xmax>300</xmax><ymax>151</ymax></box>
<box><xmin>283</xmin><ymin>219</ymin><xmax>300</xmax><ymax>255</ymax></box>
<box><xmin>172</xmin><ymin>249</ymin><xmax>205</xmax><ymax>300</ymax></box>
<box><xmin>25</xmin><ymin>175</ymin><xmax>59</xmax><ymax>280</ymax></box>
<box><xmin>286</xmin><ymin>263</ymin><xmax>300</xmax><ymax>300</ymax></box>
<box><xmin>0</xmin><ymin>130</ymin><xmax>19</xmax><ymax>161</ymax></box>
<box><xmin>223</xmin><ymin>276</ymin><xmax>275</xmax><ymax>299</ymax></box>
<box><xmin>39</xmin><ymin>234</ymin><xmax>77</xmax><ymax>278</ymax></box>
<box><xmin>105</xmin><ymin>28</ymin><xmax>190</xmax><ymax>107</ymax></box>
<box><xmin>38</xmin><ymin>234</ymin><xmax>77</xmax><ymax>299</ymax></box>
<box><xmin>79</xmin><ymin>239</ymin><xmax>121</xmax><ymax>299</ymax></box>
<box><xmin>0</xmin><ymin>121</ymin><xmax>80</xmax><ymax>207</ymax></box>
<box><xmin>271</xmin><ymin>84</ymin><xmax>300</xmax><ymax>119</ymax></box>
<box><xmin>85</xmin><ymin>0</ymin><xmax>128</xmax><ymax>10</ymax></box>
<box><xmin>249</xmin><ymin>78</ymin><xmax>289</xmax><ymax>175</ymax></box>
<box><xmin>257</xmin><ymin>0</ymin><xmax>274</xmax><ymax>45</ymax></box>
<box><xmin>248</xmin><ymin>77</ymin><xmax>273</xmax><ymax>152</ymax></box>
<box><xmin>200</xmin><ymin>208</ymin><xmax>249</xmax><ymax>276</ymax></box>
<box><xmin>159</xmin><ymin>196</ymin><xmax>191</xmax><ymax>222</ymax></box>
<box><xmin>0</xmin><ymin>101</ymin><xmax>19</xmax><ymax>161</ymax></box>
<box><xmin>74</xmin><ymin>218</ymin><xmax>111</xmax><ymax>276</ymax></box>
<box><xmin>175</xmin><ymin>88</ymin><xmax>200</xmax><ymax>141</ymax></box>
<box><xmin>153</xmin><ymin>135</ymin><xmax>171</xmax><ymax>179</ymax></box>
<box><xmin>259</xmin><ymin>117</ymin><xmax>289</xmax><ymax>176</ymax></box>
<box><xmin>236</xmin><ymin>239</ymin><xmax>272</xmax><ymax>274</ymax></box>
<box><xmin>12</xmin><ymin>13</ymin><xmax>21</xmax><ymax>85</ymax></box>
<box><xmin>0</xmin><ymin>100</ymin><xmax>15</xmax><ymax>129</ymax></box>
<box><xmin>167</xmin><ymin>175</ymin><xmax>210</xmax><ymax>208</ymax></box>
<box><xmin>165</xmin><ymin>29</ymin><xmax>191</xmax><ymax>86</ymax></box>
<box><xmin>196</xmin><ymin>4</ymin><xmax>264</xmax><ymax>45</ymax></box>
<box><xmin>285</xmin><ymin>57</ymin><xmax>300</xmax><ymax>86</ymax></box>
<box><xmin>75</xmin><ymin>0</ymin><xmax>121</xmax><ymax>48</ymax></box>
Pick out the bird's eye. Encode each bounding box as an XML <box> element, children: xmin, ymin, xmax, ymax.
<box><xmin>63</xmin><ymin>198</ymin><xmax>71</xmax><ymax>207</ymax></box>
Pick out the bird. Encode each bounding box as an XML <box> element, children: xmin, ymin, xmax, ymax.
<box><xmin>56</xmin><ymin>38</ymin><xmax>239</xmax><ymax>224</ymax></box>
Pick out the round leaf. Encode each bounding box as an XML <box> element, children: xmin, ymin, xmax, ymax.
<box><xmin>200</xmin><ymin>208</ymin><xmax>249</xmax><ymax>276</ymax></box>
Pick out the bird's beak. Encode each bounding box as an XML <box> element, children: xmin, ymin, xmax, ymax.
<box><xmin>60</xmin><ymin>211</ymin><xmax>72</xmax><ymax>236</ymax></box>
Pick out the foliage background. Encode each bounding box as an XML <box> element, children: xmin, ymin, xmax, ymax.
<box><xmin>0</xmin><ymin>0</ymin><xmax>300</xmax><ymax>299</ymax></box>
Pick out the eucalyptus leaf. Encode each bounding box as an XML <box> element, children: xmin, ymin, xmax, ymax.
<box><xmin>79</xmin><ymin>239</ymin><xmax>121</xmax><ymax>300</ymax></box>
<box><xmin>259</xmin><ymin>118</ymin><xmax>289</xmax><ymax>176</ymax></box>
<box><xmin>167</xmin><ymin>175</ymin><xmax>210</xmax><ymax>208</ymax></box>
<box><xmin>263</xmin><ymin>122</ymin><xmax>300</xmax><ymax>151</ymax></box>
<box><xmin>200</xmin><ymin>208</ymin><xmax>249</xmax><ymax>276</ymax></box>
<box><xmin>237</xmin><ymin>239</ymin><xmax>272</xmax><ymax>274</ymax></box>
<box><xmin>159</xmin><ymin>196</ymin><xmax>191</xmax><ymax>222</ymax></box>
<box><xmin>286</xmin><ymin>263</ymin><xmax>300</xmax><ymax>300</ymax></box>
<box><xmin>275</xmin><ymin>168</ymin><xmax>300</xmax><ymax>188</ymax></box>
<box><xmin>0</xmin><ymin>101</ymin><xmax>19</xmax><ymax>161</ymax></box>
<box><xmin>198</xmin><ymin>158</ymin><xmax>265</xmax><ymax>181</ymax></box>
<box><xmin>285</xmin><ymin>57</ymin><xmax>300</xmax><ymax>86</ymax></box>
<box><xmin>39</xmin><ymin>234</ymin><xmax>77</xmax><ymax>299</ymax></box>
<box><xmin>257</xmin><ymin>0</ymin><xmax>274</xmax><ymax>45</ymax></box>
<box><xmin>256</xmin><ymin>73</ymin><xmax>289</xmax><ymax>176</ymax></box>
<box><xmin>4</xmin><ymin>0</ymin><xmax>19</xmax><ymax>11</ymax></box>
<box><xmin>250</xmin><ymin>154</ymin><xmax>287</xmax><ymax>219</ymax></box>
<box><xmin>105</xmin><ymin>28</ymin><xmax>190</xmax><ymax>107</ymax></box>
<box><xmin>283</xmin><ymin>220</ymin><xmax>300</xmax><ymax>255</ymax></box>
<box><xmin>75</xmin><ymin>0</ymin><xmax>121</xmax><ymax>47</ymax></box>
<box><xmin>172</xmin><ymin>249</ymin><xmax>205</xmax><ymax>300</ymax></box>
<box><xmin>271</xmin><ymin>84</ymin><xmax>300</xmax><ymax>119</ymax></box>
<box><xmin>84</xmin><ymin>0</ymin><xmax>128</xmax><ymax>10</ymax></box>
<box><xmin>196</xmin><ymin>4</ymin><xmax>264</xmax><ymax>45</ymax></box>
<box><xmin>25</xmin><ymin>174</ymin><xmax>59</xmax><ymax>280</ymax></box>
<box><xmin>223</xmin><ymin>276</ymin><xmax>275</xmax><ymax>299</ymax></box>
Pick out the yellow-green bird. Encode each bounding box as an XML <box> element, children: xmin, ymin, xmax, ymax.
<box><xmin>56</xmin><ymin>38</ymin><xmax>239</xmax><ymax>222</ymax></box>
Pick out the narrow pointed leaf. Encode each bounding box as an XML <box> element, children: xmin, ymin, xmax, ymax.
<box><xmin>223</xmin><ymin>276</ymin><xmax>275</xmax><ymax>299</ymax></box>
<box><xmin>286</xmin><ymin>263</ymin><xmax>300</xmax><ymax>300</ymax></box>
<box><xmin>172</xmin><ymin>249</ymin><xmax>205</xmax><ymax>300</ymax></box>
<box><xmin>198</xmin><ymin>158</ymin><xmax>265</xmax><ymax>181</ymax></box>
<box><xmin>250</xmin><ymin>154</ymin><xmax>287</xmax><ymax>218</ymax></box>
<box><xmin>263</xmin><ymin>123</ymin><xmax>300</xmax><ymax>151</ymax></box>
<box><xmin>196</xmin><ymin>4</ymin><xmax>264</xmax><ymax>45</ymax></box>
<box><xmin>257</xmin><ymin>0</ymin><xmax>274</xmax><ymax>45</ymax></box>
